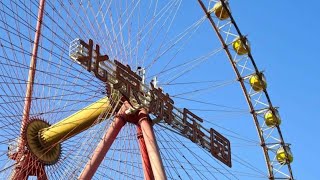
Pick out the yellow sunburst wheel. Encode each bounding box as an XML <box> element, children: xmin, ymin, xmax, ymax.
<box><xmin>24</xmin><ymin>118</ymin><xmax>61</xmax><ymax>165</ymax></box>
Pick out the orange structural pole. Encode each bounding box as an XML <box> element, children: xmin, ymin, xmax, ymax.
<box><xmin>79</xmin><ymin>101</ymin><xmax>130</xmax><ymax>179</ymax></box>
<box><xmin>138</xmin><ymin>110</ymin><xmax>167</xmax><ymax>180</ymax></box>
<box><xmin>79</xmin><ymin>104</ymin><xmax>165</xmax><ymax>179</ymax></box>
<box><xmin>19</xmin><ymin>0</ymin><xmax>45</xmax><ymax>149</ymax></box>
<box><xmin>12</xmin><ymin>0</ymin><xmax>47</xmax><ymax>179</ymax></box>
<box><xmin>137</xmin><ymin>125</ymin><xmax>154</xmax><ymax>180</ymax></box>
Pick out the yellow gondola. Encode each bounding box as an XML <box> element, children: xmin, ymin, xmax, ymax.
<box><xmin>264</xmin><ymin>109</ymin><xmax>281</xmax><ymax>127</ymax></box>
<box><xmin>232</xmin><ymin>37</ymin><xmax>250</xmax><ymax>55</ymax></box>
<box><xmin>249</xmin><ymin>73</ymin><xmax>267</xmax><ymax>92</ymax></box>
<box><xmin>277</xmin><ymin>146</ymin><xmax>293</xmax><ymax>164</ymax></box>
<box><xmin>211</xmin><ymin>1</ymin><xmax>230</xmax><ymax>20</ymax></box>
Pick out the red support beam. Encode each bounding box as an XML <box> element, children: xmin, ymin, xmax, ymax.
<box><xmin>11</xmin><ymin>152</ymin><xmax>48</xmax><ymax>180</ymax></box>
<box><xmin>19</xmin><ymin>0</ymin><xmax>46</xmax><ymax>150</ymax></box>
<box><xmin>79</xmin><ymin>102</ymin><xmax>130</xmax><ymax>179</ymax></box>
<box><xmin>138</xmin><ymin>109</ymin><xmax>167</xmax><ymax>180</ymax></box>
<box><xmin>137</xmin><ymin>125</ymin><xmax>154</xmax><ymax>180</ymax></box>
<box><xmin>12</xmin><ymin>0</ymin><xmax>47</xmax><ymax>179</ymax></box>
<box><xmin>79</xmin><ymin>105</ymin><xmax>166</xmax><ymax>179</ymax></box>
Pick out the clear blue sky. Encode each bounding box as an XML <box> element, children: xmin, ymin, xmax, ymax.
<box><xmin>0</xmin><ymin>0</ymin><xmax>317</xmax><ymax>179</ymax></box>
<box><xmin>230</xmin><ymin>1</ymin><xmax>320</xmax><ymax>179</ymax></box>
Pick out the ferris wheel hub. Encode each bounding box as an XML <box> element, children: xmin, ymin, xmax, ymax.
<box><xmin>24</xmin><ymin>118</ymin><xmax>61</xmax><ymax>165</ymax></box>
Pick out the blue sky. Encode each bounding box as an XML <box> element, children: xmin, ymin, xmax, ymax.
<box><xmin>231</xmin><ymin>1</ymin><xmax>320</xmax><ymax>179</ymax></box>
<box><xmin>0</xmin><ymin>0</ymin><xmax>317</xmax><ymax>179</ymax></box>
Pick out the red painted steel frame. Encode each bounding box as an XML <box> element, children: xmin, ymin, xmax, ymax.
<box><xmin>138</xmin><ymin>109</ymin><xmax>167</xmax><ymax>180</ymax></box>
<box><xmin>79</xmin><ymin>116</ymin><xmax>126</xmax><ymax>179</ymax></box>
<box><xmin>19</xmin><ymin>0</ymin><xmax>46</xmax><ymax>149</ymax></box>
<box><xmin>137</xmin><ymin>125</ymin><xmax>154</xmax><ymax>180</ymax></box>
<box><xmin>79</xmin><ymin>102</ymin><xmax>129</xmax><ymax>179</ymax></box>
<box><xmin>12</xmin><ymin>0</ymin><xmax>47</xmax><ymax>179</ymax></box>
<box><xmin>80</xmin><ymin>105</ymin><xmax>166</xmax><ymax>179</ymax></box>
<box><xmin>11</xmin><ymin>153</ymin><xmax>48</xmax><ymax>180</ymax></box>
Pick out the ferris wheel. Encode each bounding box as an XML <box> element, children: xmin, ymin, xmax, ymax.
<box><xmin>0</xmin><ymin>0</ymin><xmax>294</xmax><ymax>179</ymax></box>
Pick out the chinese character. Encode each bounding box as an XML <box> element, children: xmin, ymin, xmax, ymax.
<box><xmin>149</xmin><ymin>83</ymin><xmax>174</xmax><ymax>124</ymax></box>
<box><xmin>94</xmin><ymin>44</ymin><xmax>108</xmax><ymax>82</ymax></box>
<box><xmin>78</xmin><ymin>39</ymin><xmax>93</xmax><ymax>71</ymax></box>
<box><xmin>78</xmin><ymin>39</ymin><xmax>109</xmax><ymax>83</ymax></box>
<box><xmin>210</xmin><ymin>128</ymin><xmax>231</xmax><ymax>167</ymax></box>
<box><xmin>114</xmin><ymin>60</ymin><xmax>142</xmax><ymax>103</ymax></box>
<box><xmin>182</xmin><ymin>108</ymin><xmax>205</xmax><ymax>145</ymax></box>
